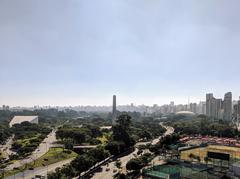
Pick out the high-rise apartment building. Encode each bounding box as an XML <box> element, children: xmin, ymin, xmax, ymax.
<box><xmin>223</xmin><ymin>92</ymin><xmax>232</xmax><ymax>121</ymax></box>
<box><xmin>215</xmin><ymin>98</ymin><xmax>223</xmax><ymax>119</ymax></box>
<box><xmin>233</xmin><ymin>98</ymin><xmax>240</xmax><ymax>121</ymax></box>
<box><xmin>206</xmin><ymin>93</ymin><xmax>216</xmax><ymax>118</ymax></box>
<box><xmin>199</xmin><ymin>101</ymin><xmax>206</xmax><ymax>114</ymax></box>
<box><xmin>190</xmin><ymin>103</ymin><xmax>197</xmax><ymax>113</ymax></box>
<box><xmin>206</xmin><ymin>92</ymin><xmax>233</xmax><ymax>120</ymax></box>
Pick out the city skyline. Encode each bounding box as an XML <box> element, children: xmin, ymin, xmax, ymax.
<box><xmin>2</xmin><ymin>91</ymin><xmax>240</xmax><ymax>108</ymax></box>
<box><xmin>1</xmin><ymin>0</ymin><xmax>240</xmax><ymax>106</ymax></box>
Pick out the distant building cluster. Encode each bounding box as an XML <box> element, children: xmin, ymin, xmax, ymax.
<box><xmin>233</xmin><ymin>97</ymin><xmax>240</xmax><ymax>122</ymax></box>
<box><xmin>206</xmin><ymin>92</ymin><xmax>234</xmax><ymax>121</ymax></box>
<box><xmin>1</xmin><ymin>92</ymin><xmax>240</xmax><ymax>122</ymax></box>
<box><xmin>157</xmin><ymin>101</ymin><xmax>206</xmax><ymax>115</ymax></box>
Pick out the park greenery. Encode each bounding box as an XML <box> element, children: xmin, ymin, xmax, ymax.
<box><xmin>10</xmin><ymin>122</ymin><xmax>51</xmax><ymax>158</ymax></box>
<box><xmin>0</xmin><ymin>109</ymin><xmax>168</xmax><ymax>178</ymax></box>
<box><xmin>0</xmin><ymin>110</ymin><xmax>12</xmax><ymax>144</ymax></box>
<box><xmin>0</xmin><ymin>124</ymin><xmax>11</xmax><ymax>145</ymax></box>
<box><xmin>126</xmin><ymin>152</ymin><xmax>153</xmax><ymax>171</ymax></box>
<box><xmin>4</xmin><ymin>148</ymin><xmax>77</xmax><ymax>177</ymax></box>
<box><xmin>48</xmin><ymin>113</ymin><xmax>166</xmax><ymax>178</ymax></box>
<box><xmin>166</xmin><ymin>115</ymin><xmax>239</xmax><ymax>138</ymax></box>
<box><xmin>105</xmin><ymin>114</ymin><xmax>166</xmax><ymax>155</ymax></box>
<box><xmin>130</xmin><ymin>117</ymin><xmax>166</xmax><ymax>141</ymax></box>
<box><xmin>47</xmin><ymin>146</ymin><xmax>110</xmax><ymax>178</ymax></box>
<box><xmin>56</xmin><ymin>124</ymin><xmax>102</xmax><ymax>146</ymax></box>
<box><xmin>149</xmin><ymin>134</ymin><xmax>180</xmax><ymax>155</ymax></box>
<box><xmin>48</xmin><ymin>114</ymin><xmax>134</xmax><ymax>178</ymax></box>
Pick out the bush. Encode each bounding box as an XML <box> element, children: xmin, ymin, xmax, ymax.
<box><xmin>126</xmin><ymin>158</ymin><xmax>143</xmax><ymax>171</ymax></box>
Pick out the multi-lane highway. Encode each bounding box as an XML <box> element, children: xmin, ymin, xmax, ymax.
<box><xmin>5</xmin><ymin>130</ymin><xmax>57</xmax><ymax>171</ymax></box>
<box><xmin>7</xmin><ymin>158</ymin><xmax>74</xmax><ymax>179</ymax></box>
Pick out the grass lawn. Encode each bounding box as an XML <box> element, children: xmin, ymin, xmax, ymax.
<box><xmin>31</xmin><ymin>147</ymin><xmax>77</xmax><ymax>168</ymax></box>
<box><xmin>97</xmin><ymin>132</ymin><xmax>112</xmax><ymax>144</ymax></box>
<box><xmin>5</xmin><ymin>148</ymin><xmax>78</xmax><ymax>177</ymax></box>
<box><xmin>15</xmin><ymin>134</ymin><xmax>41</xmax><ymax>147</ymax></box>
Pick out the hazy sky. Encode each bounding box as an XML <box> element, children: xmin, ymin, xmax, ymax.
<box><xmin>1</xmin><ymin>0</ymin><xmax>240</xmax><ymax>106</ymax></box>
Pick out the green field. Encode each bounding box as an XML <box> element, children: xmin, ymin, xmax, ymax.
<box><xmin>15</xmin><ymin>134</ymin><xmax>41</xmax><ymax>146</ymax></box>
<box><xmin>5</xmin><ymin>148</ymin><xmax>78</xmax><ymax>177</ymax></box>
<box><xmin>29</xmin><ymin>147</ymin><xmax>77</xmax><ymax>168</ymax></box>
<box><xmin>97</xmin><ymin>132</ymin><xmax>112</xmax><ymax>144</ymax></box>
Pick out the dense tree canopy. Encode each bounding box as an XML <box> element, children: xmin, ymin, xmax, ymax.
<box><xmin>56</xmin><ymin>125</ymin><xmax>102</xmax><ymax>145</ymax></box>
<box><xmin>126</xmin><ymin>158</ymin><xmax>143</xmax><ymax>171</ymax></box>
<box><xmin>166</xmin><ymin>116</ymin><xmax>238</xmax><ymax>138</ymax></box>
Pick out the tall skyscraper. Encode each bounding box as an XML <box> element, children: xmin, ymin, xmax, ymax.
<box><xmin>233</xmin><ymin>100</ymin><xmax>240</xmax><ymax>120</ymax></box>
<box><xmin>233</xmin><ymin>97</ymin><xmax>240</xmax><ymax>122</ymax></box>
<box><xmin>170</xmin><ymin>101</ymin><xmax>175</xmax><ymax>113</ymax></box>
<box><xmin>215</xmin><ymin>98</ymin><xmax>223</xmax><ymax>119</ymax></box>
<box><xmin>190</xmin><ymin>103</ymin><xmax>197</xmax><ymax>113</ymax></box>
<box><xmin>223</xmin><ymin>92</ymin><xmax>232</xmax><ymax>121</ymax></box>
<box><xmin>198</xmin><ymin>101</ymin><xmax>206</xmax><ymax>114</ymax></box>
<box><xmin>237</xmin><ymin>98</ymin><xmax>240</xmax><ymax>118</ymax></box>
<box><xmin>206</xmin><ymin>93</ymin><xmax>216</xmax><ymax>118</ymax></box>
<box><xmin>112</xmin><ymin>95</ymin><xmax>117</xmax><ymax>124</ymax></box>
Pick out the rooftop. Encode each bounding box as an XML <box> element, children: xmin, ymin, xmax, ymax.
<box><xmin>9</xmin><ymin>116</ymin><xmax>38</xmax><ymax>127</ymax></box>
<box><xmin>176</xmin><ymin>111</ymin><xmax>195</xmax><ymax>115</ymax></box>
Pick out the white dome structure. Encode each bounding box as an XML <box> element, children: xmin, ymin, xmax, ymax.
<box><xmin>176</xmin><ymin>111</ymin><xmax>195</xmax><ymax>116</ymax></box>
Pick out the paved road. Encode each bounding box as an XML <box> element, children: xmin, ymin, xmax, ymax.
<box><xmin>5</xmin><ymin>130</ymin><xmax>57</xmax><ymax>171</ymax></box>
<box><xmin>91</xmin><ymin>123</ymin><xmax>174</xmax><ymax>179</ymax></box>
<box><xmin>91</xmin><ymin>148</ymin><xmax>139</xmax><ymax>179</ymax></box>
<box><xmin>135</xmin><ymin>123</ymin><xmax>174</xmax><ymax>146</ymax></box>
<box><xmin>7</xmin><ymin>158</ymin><xmax>74</xmax><ymax>179</ymax></box>
<box><xmin>152</xmin><ymin>123</ymin><xmax>174</xmax><ymax>145</ymax></box>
